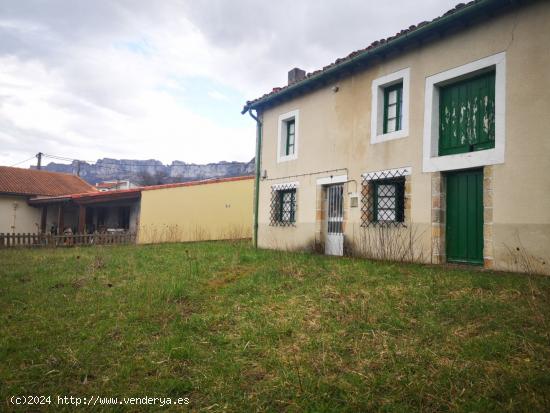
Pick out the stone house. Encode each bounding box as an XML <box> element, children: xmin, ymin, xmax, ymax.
<box><xmin>242</xmin><ymin>0</ymin><xmax>550</xmax><ymax>274</ymax></box>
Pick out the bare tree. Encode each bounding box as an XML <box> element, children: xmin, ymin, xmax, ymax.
<box><xmin>137</xmin><ymin>170</ymin><xmax>169</xmax><ymax>186</ymax></box>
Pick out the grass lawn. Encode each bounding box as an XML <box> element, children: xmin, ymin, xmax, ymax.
<box><xmin>1</xmin><ymin>241</ymin><xmax>549</xmax><ymax>412</ymax></box>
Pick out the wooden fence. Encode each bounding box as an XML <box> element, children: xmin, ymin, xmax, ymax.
<box><xmin>0</xmin><ymin>232</ymin><xmax>136</xmax><ymax>248</ymax></box>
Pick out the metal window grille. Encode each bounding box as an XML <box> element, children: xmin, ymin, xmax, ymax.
<box><xmin>361</xmin><ymin>169</ymin><xmax>407</xmax><ymax>227</ymax></box>
<box><xmin>270</xmin><ymin>185</ymin><xmax>297</xmax><ymax>226</ymax></box>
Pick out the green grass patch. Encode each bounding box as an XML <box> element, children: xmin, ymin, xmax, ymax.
<box><xmin>1</xmin><ymin>241</ymin><xmax>549</xmax><ymax>412</ymax></box>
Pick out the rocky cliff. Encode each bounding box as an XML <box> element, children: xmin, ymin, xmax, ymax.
<box><xmin>41</xmin><ymin>158</ymin><xmax>255</xmax><ymax>185</ymax></box>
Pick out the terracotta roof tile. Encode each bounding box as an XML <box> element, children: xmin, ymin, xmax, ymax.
<box><xmin>28</xmin><ymin>175</ymin><xmax>254</xmax><ymax>204</ymax></box>
<box><xmin>243</xmin><ymin>0</ymin><xmax>492</xmax><ymax>110</ymax></box>
<box><xmin>0</xmin><ymin>166</ymin><xmax>97</xmax><ymax>196</ymax></box>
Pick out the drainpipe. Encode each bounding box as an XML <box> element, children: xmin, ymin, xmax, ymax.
<box><xmin>248</xmin><ymin>108</ymin><xmax>262</xmax><ymax>249</ymax></box>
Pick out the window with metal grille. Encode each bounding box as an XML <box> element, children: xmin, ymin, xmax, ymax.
<box><xmin>270</xmin><ymin>186</ymin><xmax>297</xmax><ymax>226</ymax></box>
<box><xmin>439</xmin><ymin>70</ymin><xmax>495</xmax><ymax>156</ymax></box>
<box><xmin>384</xmin><ymin>83</ymin><xmax>403</xmax><ymax>134</ymax></box>
<box><xmin>373</xmin><ymin>179</ymin><xmax>404</xmax><ymax>223</ymax></box>
<box><xmin>285</xmin><ymin>120</ymin><xmax>295</xmax><ymax>156</ymax></box>
<box><xmin>361</xmin><ymin>169</ymin><xmax>407</xmax><ymax>227</ymax></box>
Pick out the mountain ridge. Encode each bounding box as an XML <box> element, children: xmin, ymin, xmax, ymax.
<box><xmin>40</xmin><ymin>158</ymin><xmax>255</xmax><ymax>185</ymax></box>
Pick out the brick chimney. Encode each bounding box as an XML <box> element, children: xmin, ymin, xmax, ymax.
<box><xmin>288</xmin><ymin>67</ymin><xmax>306</xmax><ymax>85</ymax></box>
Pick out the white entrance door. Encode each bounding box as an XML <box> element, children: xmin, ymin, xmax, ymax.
<box><xmin>325</xmin><ymin>184</ymin><xmax>344</xmax><ymax>256</ymax></box>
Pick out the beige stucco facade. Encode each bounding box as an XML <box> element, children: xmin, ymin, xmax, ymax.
<box><xmin>138</xmin><ymin>177</ymin><xmax>253</xmax><ymax>244</ymax></box>
<box><xmin>0</xmin><ymin>195</ymin><xmax>41</xmax><ymax>233</ymax></box>
<box><xmin>257</xmin><ymin>2</ymin><xmax>550</xmax><ymax>274</ymax></box>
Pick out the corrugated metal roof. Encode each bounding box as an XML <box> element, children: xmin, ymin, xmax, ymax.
<box><xmin>0</xmin><ymin>166</ymin><xmax>97</xmax><ymax>196</ymax></box>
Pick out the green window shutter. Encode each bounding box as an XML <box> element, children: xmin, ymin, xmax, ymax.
<box><xmin>439</xmin><ymin>71</ymin><xmax>495</xmax><ymax>156</ymax></box>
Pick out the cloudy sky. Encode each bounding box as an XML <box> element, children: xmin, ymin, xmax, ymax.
<box><xmin>0</xmin><ymin>0</ymin><xmax>459</xmax><ymax>168</ymax></box>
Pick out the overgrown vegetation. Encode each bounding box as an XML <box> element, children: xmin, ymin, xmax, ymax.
<box><xmin>351</xmin><ymin>223</ymin><xmax>428</xmax><ymax>263</ymax></box>
<box><xmin>1</xmin><ymin>241</ymin><xmax>549</xmax><ymax>412</ymax></box>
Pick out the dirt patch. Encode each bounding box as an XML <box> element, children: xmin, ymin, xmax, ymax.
<box><xmin>207</xmin><ymin>266</ymin><xmax>255</xmax><ymax>289</ymax></box>
<box><xmin>280</xmin><ymin>262</ymin><xmax>306</xmax><ymax>279</ymax></box>
<box><xmin>242</xmin><ymin>365</ymin><xmax>267</xmax><ymax>382</ymax></box>
<box><xmin>174</xmin><ymin>297</ymin><xmax>195</xmax><ymax>318</ymax></box>
<box><xmin>87</xmin><ymin>255</ymin><xmax>107</xmax><ymax>275</ymax></box>
<box><xmin>71</xmin><ymin>278</ymin><xmax>87</xmax><ymax>289</ymax></box>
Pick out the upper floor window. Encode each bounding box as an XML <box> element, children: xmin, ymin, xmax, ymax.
<box><xmin>438</xmin><ymin>71</ymin><xmax>495</xmax><ymax>156</ymax></box>
<box><xmin>285</xmin><ymin>119</ymin><xmax>295</xmax><ymax>156</ymax></box>
<box><xmin>371</xmin><ymin>68</ymin><xmax>410</xmax><ymax>144</ymax></box>
<box><xmin>277</xmin><ymin>110</ymin><xmax>299</xmax><ymax>163</ymax></box>
<box><xmin>384</xmin><ymin>83</ymin><xmax>403</xmax><ymax>134</ymax></box>
<box><xmin>422</xmin><ymin>52</ymin><xmax>505</xmax><ymax>173</ymax></box>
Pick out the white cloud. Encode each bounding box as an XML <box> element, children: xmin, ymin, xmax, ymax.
<box><xmin>207</xmin><ymin>90</ymin><xmax>230</xmax><ymax>102</ymax></box>
<box><xmin>0</xmin><ymin>0</ymin><xmax>459</xmax><ymax>168</ymax></box>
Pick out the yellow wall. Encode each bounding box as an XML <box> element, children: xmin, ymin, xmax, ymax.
<box><xmin>257</xmin><ymin>2</ymin><xmax>550</xmax><ymax>274</ymax></box>
<box><xmin>0</xmin><ymin>195</ymin><xmax>41</xmax><ymax>233</ymax></box>
<box><xmin>138</xmin><ymin>178</ymin><xmax>253</xmax><ymax>244</ymax></box>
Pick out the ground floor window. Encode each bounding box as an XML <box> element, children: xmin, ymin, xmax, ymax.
<box><xmin>372</xmin><ymin>179</ymin><xmax>404</xmax><ymax>223</ymax></box>
<box><xmin>270</xmin><ymin>184</ymin><xmax>297</xmax><ymax>226</ymax></box>
<box><xmin>361</xmin><ymin>168</ymin><xmax>410</xmax><ymax>227</ymax></box>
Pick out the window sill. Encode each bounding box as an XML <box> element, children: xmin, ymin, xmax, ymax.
<box><xmin>423</xmin><ymin>147</ymin><xmax>504</xmax><ymax>173</ymax></box>
<box><xmin>371</xmin><ymin>129</ymin><xmax>408</xmax><ymax>144</ymax></box>
<box><xmin>270</xmin><ymin>223</ymin><xmax>296</xmax><ymax>227</ymax></box>
<box><xmin>277</xmin><ymin>154</ymin><xmax>298</xmax><ymax>163</ymax></box>
<box><xmin>361</xmin><ymin>222</ymin><xmax>407</xmax><ymax>228</ymax></box>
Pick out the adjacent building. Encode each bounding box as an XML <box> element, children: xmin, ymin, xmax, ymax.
<box><xmin>0</xmin><ymin>166</ymin><xmax>253</xmax><ymax>244</ymax></box>
<box><xmin>0</xmin><ymin>166</ymin><xmax>96</xmax><ymax>233</ymax></box>
<box><xmin>95</xmin><ymin>180</ymin><xmax>138</xmax><ymax>192</ymax></box>
<box><xmin>138</xmin><ymin>176</ymin><xmax>253</xmax><ymax>243</ymax></box>
<box><xmin>242</xmin><ymin>0</ymin><xmax>550</xmax><ymax>274</ymax></box>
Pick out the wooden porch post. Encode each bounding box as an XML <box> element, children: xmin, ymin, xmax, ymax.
<box><xmin>57</xmin><ymin>204</ymin><xmax>64</xmax><ymax>235</ymax></box>
<box><xmin>78</xmin><ymin>205</ymin><xmax>86</xmax><ymax>234</ymax></box>
<box><xmin>40</xmin><ymin>206</ymin><xmax>47</xmax><ymax>234</ymax></box>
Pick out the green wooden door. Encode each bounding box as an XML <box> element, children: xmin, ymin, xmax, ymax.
<box><xmin>446</xmin><ymin>169</ymin><xmax>484</xmax><ymax>265</ymax></box>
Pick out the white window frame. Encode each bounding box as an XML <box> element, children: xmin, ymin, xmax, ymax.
<box><xmin>371</xmin><ymin>68</ymin><xmax>410</xmax><ymax>144</ymax></box>
<box><xmin>277</xmin><ymin>109</ymin><xmax>299</xmax><ymax>163</ymax></box>
<box><xmin>270</xmin><ymin>182</ymin><xmax>299</xmax><ymax>225</ymax></box>
<box><xmin>316</xmin><ymin>174</ymin><xmax>348</xmax><ymax>186</ymax></box>
<box><xmin>422</xmin><ymin>52</ymin><xmax>506</xmax><ymax>172</ymax></box>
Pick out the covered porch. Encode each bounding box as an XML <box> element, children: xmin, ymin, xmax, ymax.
<box><xmin>29</xmin><ymin>189</ymin><xmax>141</xmax><ymax>236</ymax></box>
